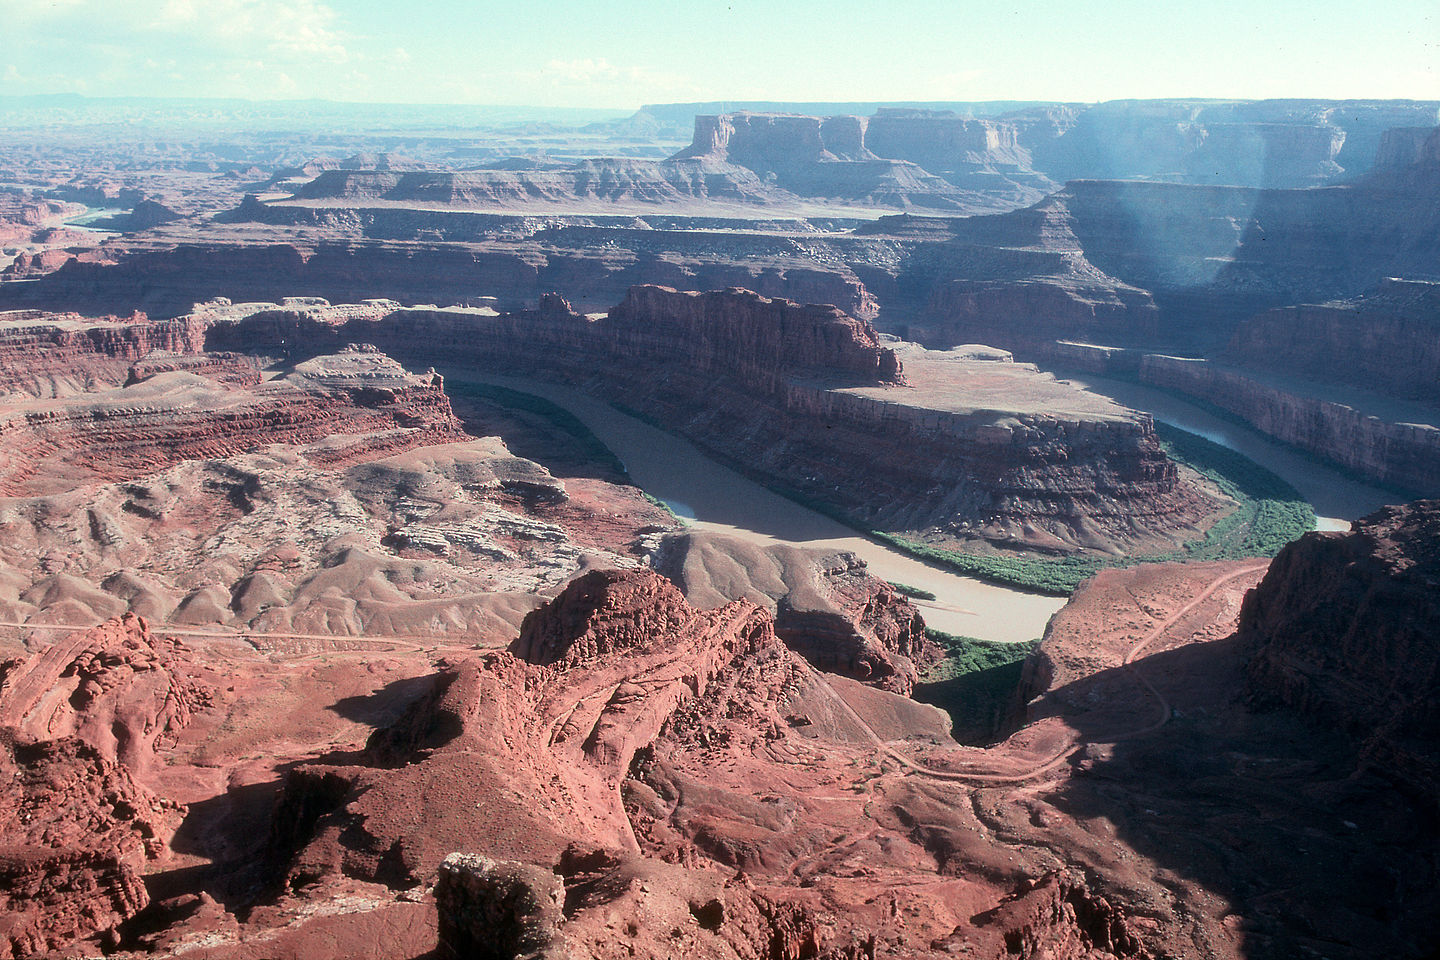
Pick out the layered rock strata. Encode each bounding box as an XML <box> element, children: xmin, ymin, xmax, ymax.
<box><xmin>1224</xmin><ymin>279</ymin><xmax>1440</xmax><ymax>405</ymax></box>
<box><xmin>672</xmin><ymin>110</ymin><xmax>1048</xmax><ymax>210</ymax></box>
<box><xmin>0</xmin><ymin>319</ymin><xmax>674</xmax><ymax>636</ymax></box>
<box><xmin>0</xmin><ymin>309</ymin><xmax>205</xmax><ymax>397</ymax></box>
<box><xmin>0</xmin><ymin>235</ymin><xmax>880</xmax><ymax>321</ymax></box>
<box><xmin>200</xmin><ymin>286</ymin><xmax>1203</xmax><ymax>552</ymax></box>
<box><xmin>0</xmin><ymin>347</ymin><xmax>465</xmax><ymax>496</ymax></box>
<box><xmin>899</xmin><ymin>127</ymin><xmax>1440</xmax><ymax>356</ymax></box>
<box><xmin>1138</xmin><ymin>353</ymin><xmax>1440</xmax><ymax>494</ymax></box>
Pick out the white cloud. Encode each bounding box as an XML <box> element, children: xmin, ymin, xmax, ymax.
<box><xmin>148</xmin><ymin>0</ymin><xmax>350</xmax><ymax>62</ymax></box>
<box><xmin>2</xmin><ymin>0</ymin><xmax>353</xmax><ymax>98</ymax></box>
<box><xmin>519</xmin><ymin>57</ymin><xmax>698</xmax><ymax>105</ymax></box>
<box><xmin>544</xmin><ymin>57</ymin><xmax>624</xmax><ymax>84</ymax></box>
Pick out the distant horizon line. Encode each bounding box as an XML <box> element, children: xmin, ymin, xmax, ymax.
<box><xmin>4</xmin><ymin>92</ymin><xmax>1439</xmax><ymax>113</ymax></box>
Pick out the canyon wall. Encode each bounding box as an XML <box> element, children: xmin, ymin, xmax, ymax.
<box><xmin>0</xmin><ymin>285</ymin><xmax>1203</xmax><ymax>554</ymax></box>
<box><xmin>673</xmin><ymin>109</ymin><xmax>1052</xmax><ymax>208</ymax></box>
<box><xmin>0</xmin><ymin>310</ymin><xmax>205</xmax><ymax>396</ymax></box>
<box><xmin>1241</xmin><ymin>500</ymin><xmax>1440</xmax><ymax>799</ymax></box>
<box><xmin>672</xmin><ymin>101</ymin><xmax>1440</xmax><ymax>197</ymax></box>
<box><xmin>910</xmin><ymin>133</ymin><xmax>1440</xmax><ymax>354</ymax></box>
<box><xmin>203</xmin><ymin>287</ymin><xmax>1197</xmax><ymax>551</ymax></box>
<box><xmin>920</xmin><ymin>276</ymin><xmax>1158</xmax><ymax>351</ymax></box>
<box><xmin>291</xmin><ymin>159</ymin><xmax>785</xmax><ymax>207</ymax></box>
<box><xmin>1224</xmin><ymin>279</ymin><xmax>1440</xmax><ymax>404</ymax></box>
<box><xmin>0</xmin><ymin>237</ymin><xmax>879</xmax><ymax>321</ymax></box>
<box><xmin>1139</xmin><ymin>353</ymin><xmax>1440</xmax><ymax>495</ymax></box>
<box><xmin>0</xmin><ymin>347</ymin><xmax>465</xmax><ymax>497</ymax></box>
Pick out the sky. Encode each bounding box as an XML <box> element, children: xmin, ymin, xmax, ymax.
<box><xmin>1</xmin><ymin>0</ymin><xmax>1436</xmax><ymax>108</ymax></box>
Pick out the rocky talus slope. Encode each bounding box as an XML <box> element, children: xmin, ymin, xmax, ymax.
<box><xmin>245</xmin><ymin>568</ymin><xmax>1153</xmax><ymax>960</ymax></box>
<box><xmin>2</xmin><ymin>550</ymin><xmax>1436</xmax><ymax>956</ymax></box>
<box><xmin>0</xmin><ymin>321</ymin><xmax>675</xmax><ymax>638</ymax></box>
<box><xmin>649</xmin><ymin>529</ymin><xmax>937</xmax><ymax>695</ymax></box>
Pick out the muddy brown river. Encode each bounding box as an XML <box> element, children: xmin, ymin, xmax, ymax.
<box><xmin>448</xmin><ymin>371</ymin><xmax>1399</xmax><ymax>644</ymax></box>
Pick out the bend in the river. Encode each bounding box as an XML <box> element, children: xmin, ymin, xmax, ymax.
<box><xmin>443</xmin><ymin>369</ymin><xmax>1400</xmax><ymax>645</ymax></box>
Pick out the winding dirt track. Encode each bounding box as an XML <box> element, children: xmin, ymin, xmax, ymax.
<box><xmin>816</xmin><ymin>562</ymin><xmax>1269</xmax><ymax>785</ymax></box>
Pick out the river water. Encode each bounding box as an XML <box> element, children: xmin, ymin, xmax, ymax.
<box><xmin>445</xmin><ymin>371</ymin><xmax>1400</xmax><ymax>645</ymax></box>
<box><xmin>1059</xmin><ymin>374</ymin><xmax>1397</xmax><ymax>530</ymax></box>
<box><xmin>446</xmin><ymin>373</ymin><xmax>1066</xmax><ymax>643</ymax></box>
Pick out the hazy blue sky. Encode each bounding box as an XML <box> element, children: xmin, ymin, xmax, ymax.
<box><xmin>2</xmin><ymin>0</ymin><xmax>1436</xmax><ymax>107</ymax></box>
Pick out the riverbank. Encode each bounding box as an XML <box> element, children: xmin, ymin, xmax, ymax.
<box><xmin>443</xmin><ymin>371</ymin><xmax>1068</xmax><ymax>644</ymax></box>
<box><xmin>876</xmin><ymin>421</ymin><xmax>1316</xmax><ymax>595</ymax></box>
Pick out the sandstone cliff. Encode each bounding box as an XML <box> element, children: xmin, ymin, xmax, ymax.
<box><xmin>0</xmin><ymin>347</ymin><xmax>465</xmax><ymax>496</ymax></box>
<box><xmin>0</xmin><ymin>310</ymin><xmax>205</xmax><ymax>397</ymax></box>
<box><xmin>291</xmin><ymin>159</ymin><xmax>789</xmax><ymax>208</ymax></box>
<box><xmin>603</xmin><ymin>284</ymin><xmax>902</xmax><ymax>384</ymax></box>
<box><xmin>1139</xmin><ymin>353</ymin><xmax>1440</xmax><ymax>494</ymax></box>
<box><xmin>896</xmin><ymin>147</ymin><xmax>1440</xmax><ymax>355</ymax></box>
<box><xmin>2</xmin><ymin>233</ymin><xmax>879</xmax><ymax>321</ymax></box>
<box><xmin>1224</xmin><ymin>278</ymin><xmax>1440</xmax><ymax>404</ymax></box>
<box><xmin>673</xmin><ymin>109</ymin><xmax>1051</xmax><ymax>210</ymax></box>
<box><xmin>1241</xmin><ymin>501</ymin><xmax>1440</xmax><ymax>799</ymax></box>
<box><xmin>203</xmin><ymin>287</ymin><xmax>1202</xmax><ymax>553</ymax></box>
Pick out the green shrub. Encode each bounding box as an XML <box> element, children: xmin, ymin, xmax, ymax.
<box><xmin>872</xmin><ymin>424</ymin><xmax>1315</xmax><ymax>596</ymax></box>
<box><xmin>914</xmin><ymin>632</ymin><xmax>1041</xmax><ymax>744</ymax></box>
<box><xmin>887</xmin><ymin>581</ymin><xmax>937</xmax><ymax>601</ymax></box>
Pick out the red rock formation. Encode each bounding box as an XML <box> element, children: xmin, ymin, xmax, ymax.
<box><xmin>788</xmin><ymin>581</ymin><xmax>933</xmax><ymax>692</ymax></box>
<box><xmin>0</xmin><ymin>615</ymin><xmax>194</xmax><ymax>957</ymax></box>
<box><xmin>510</xmin><ymin>567</ymin><xmax>711</xmax><ymax>666</ymax></box>
<box><xmin>1241</xmin><ymin>500</ymin><xmax>1440</xmax><ymax>795</ymax></box>
<box><xmin>0</xmin><ymin>310</ymin><xmax>205</xmax><ymax>396</ymax></box>
<box><xmin>256</xmin><ymin>568</ymin><xmax>1151</xmax><ymax>959</ymax></box>
<box><xmin>1</xmin><ymin>248</ymin><xmax>79</xmax><ymax>278</ymax></box>
<box><xmin>603</xmin><ymin>284</ymin><xmax>902</xmax><ymax>385</ymax></box>
<box><xmin>270</xmin><ymin>569</ymin><xmax>779</xmax><ymax>890</ymax></box>
<box><xmin>2</xmin><ymin>233</ymin><xmax>882</xmax><ymax>321</ymax></box>
<box><xmin>651</xmin><ymin>530</ymin><xmax>937</xmax><ymax>694</ymax></box>
<box><xmin>124</xmin><ymin>198</ymin><xmax>183</xmax><ymax>230</ymax></box>
<box><xmin>0</xmin><ymin>739</ymin><xmax>164</xmax><ymax>959</ymax></box>
<box><xmin>0</xmin><ymin>613</ymin><xmax>204</xmax><ymax>776</ymax></box>
<box><xmin>671</xmin><ymin>110</ymin><xmax>1042</xmax><ymax>211</ymax></box>
<box><xmin>200</xmin><ymin>288</ymin><xmax>1201</xmax><ymax>552</ymax></box>
<box><xmin>0</xmin><ymin>347</ymin><xmax>465</xmax><ymax>495</ymax></box>
<box><xmin>922</xmin><ymin>275</ymin><xmax>1159</xmax><ymax>351</ymax></box>
<box><xmin>292</xmin><ymin>161</ymin><xmax>787</xmax><ymax>207</ymax></box>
